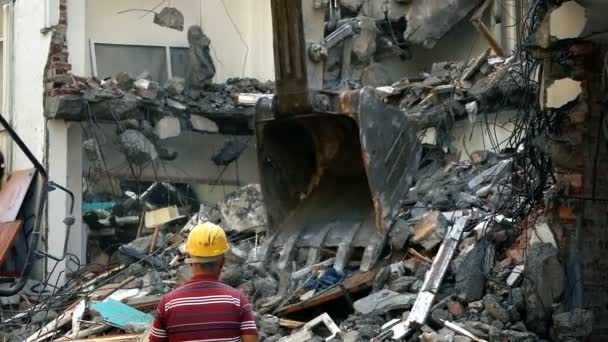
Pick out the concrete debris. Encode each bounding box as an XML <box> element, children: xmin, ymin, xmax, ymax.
<box><xmin>190</xmin><ymin>114</ymin><xmax>220</xmax><ymax>133</ymax></box>
<box><xmin>404</xmin><ymin>0</ymin><xmax>480</xmax><ymax>49</ymax></box>
<box><xmin>354</xmin><ymin>289</ymin><xmax>416</xmax><ymax>315</ymax></box>
<box><xmin>154</xmin><ymin>116</ymin><xmax>182</xmax><ymax>139</ymax></box>
<box><xmin>389</xmin><ymin>218</ymin><xmax>413</xmax><ymax>250</ymax></box>
<box><xmin>455</xmin><ymin>240</ymin><xmax>487</xmax><ymax>302</ymax></box>
<box><xmin>164</xmin><ymin>77</ymin><xmax>185</xmax><ymax>95</ymax></box>
<box><xmin>483</xmin><ymin>294</ymin><xmax>511</xmax><ymax>324</ymax></box>
<box><xmin>24</xmin><ymin>3</ymin><xmax>597</xmax><ymax>341</ymax></box>
<box><xmin>260</xmin><ymin>315</ymin><xmax>281</xmax><ymax>336</ymax></box>
<box><xmin>118</xmin><ymin>129</ymin><xmax>159</xmax><ymax>164</ymax></box>
<box><xmin>552</xmin><ymin>309</ymin><xmax>593</xmax><ymax>341</ymax></box>
<box><xmin>524</xmin><ymin>243</ymin><xmax>565</xmax><ymax>335</ymax></box>
<box><xmin>412</xmin><ymin>211</ymin><xmax>448</xmax><ymax>250</ymax></box>
<box><xmin>186</xmin><ymin>25</ymin><xmax>216</xmax><ymax>88</ymax></box>
<box><xmin>217</xmin><ymin>184</ymin><xmax>267</xmax><ymax>233</ymax></box>
<box><xmin>153</xmin><ymin>7</ymin><xmax>185</xmax><ymax>31</ymax></box>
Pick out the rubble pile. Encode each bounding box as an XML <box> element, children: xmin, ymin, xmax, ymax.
<box><xmin>225</xmin><ymin>149</ymin><xmax>590</xmax><ymax>342</ymax></box>
<box><xmin>48</xmin><ymin>71</ymin><xmax>273</xmax><ymax>119</ymax></box>
<box><xmin>0</xmin><ymin>183</ymin><xmax>272</xmax><ymax>341</ymax></box>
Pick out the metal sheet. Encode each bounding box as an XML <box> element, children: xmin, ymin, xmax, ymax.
<box><xmin>0</xmin><ymin>169</ymin><xmax>35</xmax><ymax>223</ymax></box>
<box><xmin>356</xmin><ymin>88</ymin><xmax>421</xmax><ymax>234</ymax></box>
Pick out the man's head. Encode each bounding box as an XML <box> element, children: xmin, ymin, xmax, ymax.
<box><xmin>185</xmin><ymin>222</ymin><xmax>229</xmax><ymax>276</ymax></box>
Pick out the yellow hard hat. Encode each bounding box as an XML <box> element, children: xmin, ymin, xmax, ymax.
<box><xmin>185</xmin><ymin>222</ymin><xmax>229</xmax><ymax>263</ymax></box>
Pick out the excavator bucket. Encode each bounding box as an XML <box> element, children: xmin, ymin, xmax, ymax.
<box><xmin>255</xmin><ymin>88</ymin><xmax>420</xmax><ymax>272</ymax></box>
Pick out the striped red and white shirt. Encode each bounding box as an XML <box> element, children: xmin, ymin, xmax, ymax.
<box><xmin>150</xmin><ymin>274</ymin><xmax>258</xmax><ymax>342</ymax></box>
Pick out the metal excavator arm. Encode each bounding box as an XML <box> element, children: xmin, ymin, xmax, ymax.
<box><xmin>255</xmin><ymin>0</ymin><xmax>420</xmax><ymax>274</ymax></box>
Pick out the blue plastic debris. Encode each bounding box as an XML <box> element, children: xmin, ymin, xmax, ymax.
<box><xmin>83</xmin><ymin>202</ymin><xmax>115</xmax><ymax>211</ymax></box>
<box><xmin>91</xmin><ymin>298</ymin><xmax>154</xmax><ymax>329</ymax></box>
<box><xmin>305</xmin><ymin>268</ymin><xmax>346</xmax><ymax>292</ymax></box>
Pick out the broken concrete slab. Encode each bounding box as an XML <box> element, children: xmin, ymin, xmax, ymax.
<box><xmin>340</xmin><ymin>0</ymin><xmax>363</xmax><ymax>12</ymax></box>
<box><xmin>411</xmin><ymin>211</ymin><xmax>448</xmax><ymax>250</ymax></box>
<box><xmin>404</xmin><ymin>0</ymin><xmax>481</xmax><ymax>49</ymax></box>
<box><xmin>493</xmin><ymin>330</ymin><xmax>537</xmax><ymax>342</ymax></box>
<box><xmin>523</xmin><ymin>243</ymin><xmax>565</xmax><ymax>335</ymax></box>
<box><xmin>552</xmin><ymin>309</ymin><xmax>593</xmax><ymax>341</ymax></box>
<box><xmin>119</xmin><ymin>129</ymin><xmax>159</xmax><ymax>164</ymax></box>
<box><xmin>352</xmin><ymin>17</ymin><xmax>377</xmax><ymax>63</ymax></box>
<box><xmin>353</xmin><ymin>289</ymin><xmax>416</xmax><ymax>315</ymax></box>
<box><xmin>190</xmin><ymin>114</ymin><xmax>219</xmax><ymax>133</ymax></box>
<box><xmin>186</xmin><ymin>26</ymin><xmax>216</xmax><ymax>88</ymax></box>
<box><xmin>483</xmin><ymin>294</ymin><xmax>510</xmax><ymax>324</ymax></box>
<box><xmin>217</xmin><ymin>184</ymin><xmax>267</xmax><ymax>233</ymax></box>
<box><xmin>260</xmin><ymin>315</ymin><xmax>281</xmax><ymax>336</ymax></box>
<box><xmin>164</xmin><ymin>77</ymin><xmax>185</xmax><ymax>96</ymax></box>
<box><xmin>154</xmin><ymin>7</ymin><xmax>185</xmax><ymax>31</ymax></box>
<box><xmin>389</xmin><ymin>218</ymin><xmax>413</xmax><ymax>251</ymax></box>
<box><xmin>277</xmin><ymin>313</ymin><xmax>341</xmax><ymax>342</ymax></box>
<box><xmin>455</xmin><ymin>241</ymin><xmax>486</xmax><ymax>302</ymax></box>
<box><xmin>154</xmin><ymin>116</ymin><xmax>181</xmax><ymax>139</ymax></box>
<box><xmin>388</xmin><ymin>276</ymin><xmax>418</xmax><ymax>293</ymax></box>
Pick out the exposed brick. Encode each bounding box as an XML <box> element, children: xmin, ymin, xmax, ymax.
<box><xmin>557</xmin><ymin>173</ymin><xmax>583</xmax><ymax>193</ymax></box>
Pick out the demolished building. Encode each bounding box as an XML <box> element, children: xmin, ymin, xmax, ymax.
<box><xmin>0</xmin><ymin>0</ymin><xmax>607</xmax><ymax>341</ymax></box>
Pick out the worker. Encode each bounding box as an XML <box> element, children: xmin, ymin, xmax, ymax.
<box><xmin>150</xmin><ymin>222</ymin><xmax>259</xmax><ymax>342</ymax></box>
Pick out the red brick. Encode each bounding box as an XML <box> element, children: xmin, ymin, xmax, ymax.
<box><xmin>447</xmin><ymin>300</ymin><xmax>465</xmax><ymax>316</ymax></box>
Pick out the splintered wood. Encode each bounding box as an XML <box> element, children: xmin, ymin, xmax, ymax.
<box><xmin>387</xmin><ymin>217</ymin><xmax>469</xmax><ymax>339</ymax></box>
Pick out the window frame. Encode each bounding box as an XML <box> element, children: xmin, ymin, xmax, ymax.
<box><xmin>89</xmin><ymin>40</ymin><xmax>189</xmax><ymax>82</ymax></box>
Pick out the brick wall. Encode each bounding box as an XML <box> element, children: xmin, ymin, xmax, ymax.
<box><xmin>544</xmin><ymin>41</ymin><xmax>608</xmax><ymax>339</ymax></box>
<box><xmin>44</xmin><ymin>0</ymin><xmax>72</xmax><ymax>98</ymax></box>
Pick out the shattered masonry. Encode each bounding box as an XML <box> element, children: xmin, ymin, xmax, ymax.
<box><xmin>0</xmin><ymin>0</ymin><xmax>607</xmax><ymax>341</ymax></box>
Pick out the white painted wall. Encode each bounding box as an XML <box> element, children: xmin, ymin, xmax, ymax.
<box><xmin>85</xmin><ymin>0</ymin><xmax>275</xmax><ymax>82</ymax></box>
<box><xmin>10</xmin><ymin>0</ymin><xmax>50</xmax><ymax>171</ymax></box>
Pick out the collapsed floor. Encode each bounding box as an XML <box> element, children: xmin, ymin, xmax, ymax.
<box><xmin>0</xmin><ymin>50</ymin><xmax>594</xmax><ymax>340</ymax></box>
<box><xmin>1</xmin><ymin>0</ymin><xmax>605</xmax><ymax>341</ymax></box>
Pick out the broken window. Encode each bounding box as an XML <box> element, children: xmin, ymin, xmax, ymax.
<box><xmin>169</xmin><ymin>47</ymin><xmax>189</xmax><ymax>79</ymax></box>
<box><xmin>93</xmin><ymin>43</ymin><xmax>169</xmax><ymax>84</ymax></box>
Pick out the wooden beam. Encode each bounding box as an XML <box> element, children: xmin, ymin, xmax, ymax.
<box><xmin>26</xmin><ymin>299</ymin><xmax>85</xmax><ymax>342</ymax></box>
<box><xmin>279</xmin><ymin>318</ymin><xmax>305</xmax><ymax>329</ymax></box>
<box><xmin>60</xmin><ymin>334</ymin><xmax>141</xmax><ymax>342</ymax></box>
<box><xmin>91</xmin><ymin>276</ymin><xmax>137</xmax><ymax>302</ymax></box>
<box><xmin>278</xmin><ymin>268</ymin><xmax>378</xmax><ymax>315</ymax></box>
<box><xmin>387</xmin><ymin>217</ymin><xmax>469</xmax><ymax>339</ymax></box>
<box><xmin>55</xmin><ymin>324</ymin><xmax>111</xmax><ymax>341</ymax></box>
<box><xmin>125</xmin><ymin>295</ymin><xmax>163</xmax><ymax>312</ymax></box>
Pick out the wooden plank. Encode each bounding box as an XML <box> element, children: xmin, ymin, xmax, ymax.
<box><xmin>0</xmin><ymin>169</ymin><xmax>35</xmax><ymax>223</ymax></box>
<box><xmin>388</xmin><ymin>217</ymin><xmax>469</xmax><ymax>339</ymax></box>
<box><xmin>55</xmin><ymin>324</ymin><xmax>111</xmax><ymax>341</ymax></box>
<box><xmin>26</xmin><ymin>299</ymin><xmax>85</xmax><ymax>342</ymax></box>
<box><xmin>279</xmin><ymin>318</ymin><xmax>305</xmax><ymax>329</ymax></box>
<box><xmin>61</xmin><ymin>334</ymin><xmax>140</xmax><ymax>342</ymax></box>
<box><xmin>125</xmin><ymin>295</ymin><xmax>163</xmax><ymax>311</ymax></box>
<box><xmin>91</xmin><ymin>276</ymin><xmax>137</xmax><ymax>302</ymax></box>
<box><xmin>0</xmin><ymin>220</ymin><xmax>23</xmax><ymax>265</ymax></box>
<box><xmin>278</xmin><ymin>268</ymin><xmax>378</xmax><ymax>315</ymax></box>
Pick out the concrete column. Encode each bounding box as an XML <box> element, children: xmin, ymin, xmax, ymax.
<box><xmin>46</xmin><ymin>120</ymin><xmax>84</xmax><ymax>285</ymax></box>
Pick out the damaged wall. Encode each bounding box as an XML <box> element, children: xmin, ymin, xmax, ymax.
<box><xmin>84</xmin><ymin>123</ymin><xmax>259</xmax><ymax>204</ymax></box>
<box><xmin>9</xmin><ymin>0</ymin><xmax>50</xmax><ymax>170</ymax></box>
<box><xmin>85</xmin><ymin>0</ymin><xmax>274</xmax><ymax>82</ymax></box>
